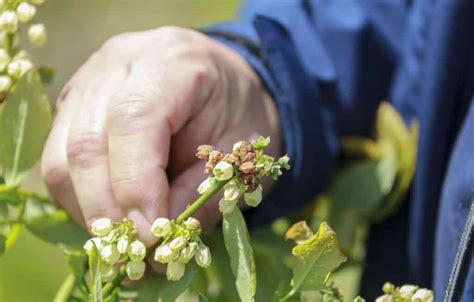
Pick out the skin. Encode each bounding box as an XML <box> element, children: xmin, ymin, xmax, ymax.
<box><xmin>40</xmin><ymin>27</ymin><xmax>281</xmax><ymax>250</ymax></box>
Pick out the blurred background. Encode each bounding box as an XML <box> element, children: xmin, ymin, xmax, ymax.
<box><xmin>0</xmin><ymin>1</ymin><xmax>239</xmax><ymax>301</ymax></box>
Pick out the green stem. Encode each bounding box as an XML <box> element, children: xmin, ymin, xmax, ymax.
<box><xmin>102</xmin><ymin>268</ymin><xmax>126</xmax><ymax>297</ymax></box>
<box><xmin>176</xmin><ymin>180</ymin><xmax>227</xmax><ymax>224</ymax></box>
<box><xmin>17</xmin><ymin>187</ymin><xmax>50</xmax><ymax>204</ymax></box>
<box><xmin>53</xmin><ymin>274</ymin><xmax>76</xmax><ymax>302</ymax></box>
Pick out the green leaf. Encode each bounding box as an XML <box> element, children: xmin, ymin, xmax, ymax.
<box><xmin>199</xmin><ymin>294</ymin><xmax>209</xmax><ymax>302</ymax></box>
<box><xmin>0</xmin><ymin>184</ymin><xmax>21</xmax><ymax>205</ymax></box>
<box><xmin>0</xmin><ymin>233</ymin><xmax>5</xmax><ymax>256</ymax></box>
<box><xmin>23</xmin><ymin>197</ymin><xmax>89</xmax><ymax>248</ymax></box>
<box><xmin>89</xmin><ymin>243</ymin><xmax>103</xmax><ymax>302</ymax></box>
<box><xmin>289</xmin><ymin>222</ymin><xmax>346</xmax><ymax>295</ymax></box>
<box><xmin>222</xmin><ymin>207</ymin><xmax>256</xmax><ymax>302</ymax></box>
<box><xmin>0</xmin><ymin>70</ymin><xmax>52</xmax><ymax>185</ymax></box>
<box><xmin>285</xmin><ymin>221</ymin><xmax>314</xmax><ymax>244</ymax></box>
<box><xmin>38</xmin><ymin>66</ymin><xmax>55</xmax><ymax>85</ymax></box>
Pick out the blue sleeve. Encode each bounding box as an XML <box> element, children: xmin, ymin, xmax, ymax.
<box><xmin>205</xmin><ymin>0</ymin><xmax>410</xmax><ymax>226</ymax></box>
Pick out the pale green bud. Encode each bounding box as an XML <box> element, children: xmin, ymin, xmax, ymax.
<box><xmin>126</xmin><ymin>260</ymin><xmax>146</xmax><ymax>281</ymax></box>
<box><xmin>195</xmin><ymin>243</ymin><xmax>211</xmax><ymax>268</ymax></box>
<box><xmin>219</xmin><ymin>198</ymin><xmax>237</xmax><ymax>214</ymax></box>
<box><xmin>375</xmin><ymin>295</ymin><xmax>393</xmax><ymax>302</ymax></box>
<box><xmin>128</xmin><ymin>240</ymin><xmax>146</xmax><ymax>262</ymax></box>
<box><xmin>8</xmin><ymin>59</ymin><xmax>33</xmax><ymax>78</ymax></box>
<box><xmin>1</xmin><ymin>11</ymin><xmax>18</xmax><ymax>33</ymax></box>
<box><xmin>154</xmin><ymin>245</ymin><xmax>176</xmax><ymax>263</ymax></box>
<box><xmin>224</xmin><ymin>180</ymin><xmax>244</xmax><ymax>201</ymax></box>
<box><xmin>17</xmin><ymin>2</ymin><xmax>36</xmax><ymax>22</ymax></box>
<box><xmin>244</xmin><ymin>185</ymin><xmax>263</xmax><ymax>207</ymax></box>
<box><xmin>183</xmin><ymin>217</ymin><xmax>200</xmax><ymax>231</ymax></box>
<box><xmin>100</xmin><ymin>244</ymin><xmax>120</xmax><ymax>265</ymax></box>
<box><xmin>151</xmin><ymin>217</ymin><xmax>171</xmax><ymax>238</ymax></box>
<box><xmin>0</xmin><ymin>75</ymin><xmax>11</xmax><ymax>93</ymax></box>
<box><xmin>197</xmin><ymin>177</ymin><xmax>216</xmax><ymax>195</ymax></box>
<box><xmin>101</xmin><ymin>265</ymin><xmax>117</xmax><ymax>282</ymax></box>
<box><xmin>382</xmin><ymin>282</ymin><xmax>395</xmax><ymax>294</ymax></box>
<box><xmin>116</xmin><ymin>235</ymin><xmax>129</xmax><ymax>254</ymax></box>
<box><xmin>166</xmin><ymin>261</ymin><xmax>185</xmax><ymax>281</ymax></box>
<box><xmin>90</xmin><ymin>218</ymin><xmax>113</xmax><ymax>237</ymax></box>
<box><xmin>399</xmin><ymin>285</ymin><xmax>418</xmax><ymax>300</ymax></box>
<box><xmin>213</xmin><ymin>161</ymin><xmax>234</xmax><ymax>181</ymax></box>
<box><xmin>28</xmin><ymin>23</ymin><xmax>46</xmax><ymax>47</ymax></box>
<box><xmin>83</xmin><ymin>237</ymin><xmax>103</xmax><ymax>255</ymax></box>
<box><xmin>412</xmin><ymin>288</ymin><xmax>433</xmax><ymax>302</ymax></box>
<box><xmin>0</xmin><ymin>49</ymin><xmax>10</xmax><ymax>72</ymax></box>
<box><xmin>169</xmin><ymin>236</ymin><xmax>187</xmax><ymax>252</ymax></box>
<box><xmin>177</xmin><ymin>243</ymin><xmax>196</xmax><ymax>263</ymax></box>
<box><xmin>278</xmin><ymin>155</ymin><xmax>291</xmax><ymax>169</ymax></box>
<box><xmin>353</xmin><ymin>297</ymin><xmax>365</xmax><ymax>302</ymax></box>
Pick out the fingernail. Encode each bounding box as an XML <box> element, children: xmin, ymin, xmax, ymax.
<box><xmin>127</xmin><ymin>209</ymin><xmax>156</xmax><ymax>247</ymax></box>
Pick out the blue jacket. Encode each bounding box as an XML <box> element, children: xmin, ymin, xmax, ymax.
<box><xmin>207</xmin><ymin>0</ymin><xmax>474</xmax><ymax>300</ymax></box>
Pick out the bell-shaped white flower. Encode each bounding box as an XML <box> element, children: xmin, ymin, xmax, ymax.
<box><xmin>17</xmin><ymin>2</ymin><xmax>36</xmax><ymax>22</ymax></box>
<box><xmin>154</xmin><ymin>245</ymin><xmax>176</xmax><ymax>263</ymax></box>
<box><xmin>100</xmin><ymin>244</ymin><xmax>120</xmax><ymax>265</ymax></box>
<box><xmin>1</xmin><ymin>11</ymin><xmax>18</xmax><ymax>33</ymax></box>
<box><xmin>128</xmin><ymin>240</ymin><xmax>146</xmax><ymax>262</ymax></box>
<box><xmin>28</xmin><ymin>23</ymin><xmax>47</xmax><ymax>47</ymax></box>
<box><xmin>195</xmin><ymin>243</ymin><xmax>211</xmax><ymax>268</ymax></box>
<box><xmin>412</xmin><ymin>288</ymin><xmax>433</xmax><ymax>302</ymax></box>
<box><xmin>0</xmin><ymin>75</ymin><xmax>11</xmax><ymax>93</ymax></box>
<box><xmin>0</xmin><ymin>49</ymin><xmax>10</xmax><ymax>72</ymax></box>
<box><xmin>375</xmin><ymin>295</ymin><xmax>393</xmax><ymax>302</ymax></box>
<box><xmin>101</xmin><ymin>265</ymin><xmax>118</xmax><ymax>282</ymax></box>
<box><xmin>213</xmin><ymin>161</ymin><xmax>234</xmax><ymax>181</ymax></box>
<box><xmin>169</xmin><ymin>236</ymin><xmax>187</xmax><ymax>252</ymax></box>
<box><xmin>224</xmin><ymin>180</ymin><xmax>243</xmax><ymax>201</ymax></box>
<box><xmin>7</xmin><ymin>59</ymin><xmax>33</xmax><ymax>78</ymax></box>
<box><xmin>178</xmin><ymin>242</ymin><xmax>197</xmax><ymax>263</ymax></box>
<box><xmin>151</xmin><ymin>217</ymin><xmax>171</xmax><ymax>238</ymax></box>
<box><xmin>183</xmin><ymin>217</ymin><xmax>200</xmax><ymax>231</ymax></box>
<box><xmin>83</xmin><ymin>237</ymin><xmax>103</xmax><ymax>255</ymax></box>
<box><xmin>90</xmin><ymin>218</ymin><xmax>113</xmax><ymax>237</ymax></box>
<box><xmin>116</xmin><ymin>235</ymin><xmax>129</xmax><ymax>254</ymax></box>
<box><xmin>219</xmin><ymin>198</ymin><xmax>237</xmax><ymax>214</ymax></box>
<box><xmin>399</xmin><ymin>285</ymin><xmax>418</xmax><ymax>300</ymax></box>
<box><xmin>197</xmin><ymin>177</ymin><xmax>216</xmax><ymax>195</ymax></box>
<box><xmin>126</xmin><ymin>260</ymin><xmax>146</xmax><ymax>281</ymax></box>
<box><xmin>166</xmin><ymin>261</ymin><xmax>185</xmax><ymax>281</ymax></box>
<box><xmin>244</xmin><ymin>185</ymin><xmax>263</xmax><ymax>207</ymax></box>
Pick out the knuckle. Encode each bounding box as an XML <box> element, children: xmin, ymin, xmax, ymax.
<box><xmin>41</xmin><ymin>159</ymin><xmax>69</xmax><ymax>187</ymax></box>
<box><xmin>108</xmin><ymin>95</ymin><xmax>153</xmax><ymax>132</ymax></box>
<box><xmin>66</xmin><ymin>131</ymin><xmax>107</xmax><ymax>166</ymax></box>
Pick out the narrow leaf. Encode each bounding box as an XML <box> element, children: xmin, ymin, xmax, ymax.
<box><xmin>0</xmin><ymin>70</ymin><xmax>52</xmax><ymax>185</ymax></box>
<box><xmin>89</xmin><ymin>243</ymin><xmax>103</xmax><ymax>302</ymax></box>
<box><xmin>0</xmin><ymin>233</ymin><xmax>5</xmax><ymax>256</ymax></box>
<box><xmin>285</xmin><ymin>221</ymin><xmax>314</xmax><ymax>244</ymax></box>
<box><xmin>222</xmin><ymin>208</ymin><xmax>256</xmax><ymax>302</ymax></box>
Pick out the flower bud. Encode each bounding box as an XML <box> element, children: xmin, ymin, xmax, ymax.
<box><xmin>126</xmin><ymin>260</ymin><xmax>146</xmax><ymax>281</ymax></box>
<box><xmin>375</xmin><ymin>295</ymin><xmax>393</xmax><ymax>302</ymax></box>
<box><xmin>0</xmin><ymin>75</ymin><xmax>12</xmax><ymax>93</ymax></box>
<box><xmin>169</xmin><ymin>236</ymin><xmax>187</xmax><ymax>252</ymax></box>
<box><xmin>178</xmin><ymin>243</ymin><xmax>196</xmax><ymax>263</ymax></box>
<box><xmin>1</xmin><ymin>11</ymin><xmax>18</xmax><ymax>33</ymax></box>
<box><xmin>195</xmin><ymin>244</ymin><xmax>211</xmax><ymax>268</ymax></box>
<box><xmin>183</xmin><ymin>217</ymin><xmax>200</xmax><ymax>231</ymax></box>
<box><xmin>128</xmin><ymin>240</ymin><xmax>146</xmax><ymax>262</ymax></box>
<box><xmin>219</xmin><ymin>198</ymin><xmax>237</xmax><ymax>214</ymax></box>
<box><xmin>224</xmin><ymin>180</ymin><xmax>243</xmax><ymax>201</ymax></box>
<box><xmin>197</xmin><ymin>177</ymin><xmax>216</xmax><ymax>195</ymax></box>
<box><xmin>28</xmin><ymin>23</ymin><xmax>47</xmax><ymax>47</ymax></box>
<box><xmin>8</xmin><ymin>59</ymin><xmax>33</xmax><ymax>78</ymax></box>
<box><xmin>166</xmin><ymin>261</ymin><xmax>185</xmax><ymax>281</ymax></box>
<box><xmin>151</xmin><ymin>217</ymin><xmax>171</xmax><ymax>238</ymax></box>
<box><xmin>244</xmin><ymin>185</ymin><xmax>262</xmax><ymax>207</ymax></box>
<box><xmin>399</xmin><ymin>285</ymin><xmax>418</xmax><ymax>300</ymax></box>
<box><xmin>83</xmin><ymin>237</ymin><xmax>103</xmax><ymax>254</ymax></box>
<box><xmin>116</xmin><ymin>235</ymin><xmax>129</xmax><ymax>254</ymax></box>
<box><xmin>382</xmin><ymin>282</ymin><xmax>395</xmax><ymax>294</ymax></box>
<box><xmin>154</xmin><ymin>245</ymin><xmax>176</xmax><ymax>263</ymax></box>
<box><xmin>412</xmin><ymin>288</ymin><xmax>433</xmax><ymax>302</ymax></box>
<box><xmin>213</xmin><ymin>161</ymin><xmax>234</xmax><ymax>181</ymax></box>
<box><xmin>0</xmin><ymin>49</ymin><xmax>10</xmax><ymax>72</ymax></box>
<box><xmin>100</xmin><ymin>244</ymin><xmax>120</xmax><ymax>265</ymax></box>
<box><xmin>101</xmin><ymin>265</ymin><xmax>118</xmax><ymax>282</ymax></box>
<box><xmin>90</xmin><ymin>218</ymin><xmax>113</xmax><ymax>237</ymax></box>
<box><xmin>17</xmin><ymin>2</ymin><xmax>36</xmax><ymax>22</ymax></box>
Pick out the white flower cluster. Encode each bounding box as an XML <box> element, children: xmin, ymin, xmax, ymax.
<box><xmin>151</xmin><ymin>217</ymin><xmax>211</xmax><ymax>281</ymax></box>
<box><xmin>0</xmin><ymin>0</ymin><xmax>47</xmax><ymax>94</ymax></box>
<box><xmin>84</xmin><ymin>218</ymin><xmax>147</xmax><ymax>281</ymax></box>
<box><xmin>375</xmin><ymin>283</ymin><xmax>434</xmax><ymax>302</ymax></box>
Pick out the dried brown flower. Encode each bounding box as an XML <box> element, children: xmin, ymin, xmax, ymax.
<box><xmin>208</xmin><ymin>149</ymin><xmax>224</xmax><ymax>164</ymax></box>
<box><xmin>223</xmin><ymin>154</ymin><xmax>240</xmax><ymax>165</ymax></box>
<box><xmin>239</xmin><ymin>162</ymin><xmax>256</xmax><ymax>174</ymax></box>
<box><xmin>195</xmin><ymin>145</ymin><xmax>214</xmax><ymax>160</ymax></box>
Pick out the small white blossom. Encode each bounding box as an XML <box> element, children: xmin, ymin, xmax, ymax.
<box><xmin>17</xmin><ymin>2</ymin><xmax>36</xmax><ymax>22</ymax></box>
<box><xmin>244</xmin><ymin>185</ymin><xmax>263</xmax><ymax>207</ymax></box>
<box><xmin>154</xmin><ymin>245</ymin><xmax>176</xmax><ymax>263</ymax></box>
<box><xmin>178</xmin><ymin>243</ymin><xmax>196</xmax><ymax>263</ymax></box>
<box><xmin>224</xmin><ymin>180</ymin><xmax>243</xmax><ymax>201</ymax></box>
<box><xmin>116</xmin><ymin>235</ymin><xmax>129</xmax><ymax>254</ymax></box>
<box><xmin>183</xmin><ymin>217</ymin><xmax>200</xmax><ymax>231</ymax></box>
<box><xmin>169</xmin><ymin>236</ymin><xmax>187</xmax><ymax>252</ymax></box>
<box><xmin>28</xmin><ymin>23</ymin><xmax>47</xmax><ymax>47</ymax></box>
<box><xmin>90</xmin><ymin>218</ymin><xmax>113</xmax><ymax>237</ymax></box>
<box><xmin>7</xmin><ymin>59</ymin><xmax>33</xmax><ymax>78</ymax></box>
<box><xmin>100</xmin><ymin>244</ymin><xmax>120</xmax><ymax>265</ymax></box>
<box><xmin>0</xmin><ymin>49</ymin><xmax>10</xmax><ymax>72</ymax></box>
<box><xmin>399</xmin><ymin>285</ymin><xmax>418</xmax><ymax>300</ymax></box>
<box><xmin>0</xmin><ymin>75</ymin><xmax>11</xmax><ymax>93</ymax></box>
<box><xmin>412</xmin><ymin>288</ymin><xmax>433</xmax><ymax>302</ymax></box>
<box><xmin>197</xmin><ymin>177</ymin><xmax>216</xmax><ymax>195</ymax></box>
<box><xmin>125</xmin><ymin>261</ymin><xmax>146</xmax><ymax>281</ymax></box>
<box><xmin>128</xmin><ymin>240</ymin><xmax>146</xmax><ymax>262</ymax></box>
<box><xmin>213</xmin><ymin>161</ymin><xmax>234</xmax><ymax>181</ymax></box>
<box><xmin>375</xmin><ymin>295</ymin><xmax>393</xmax><ymax>302</ymax></box>
<box><xmin>83</xmin><ymin>237</ymin><xmax>103</xmax><ymax>254</ymax></box>
<box><xmin>151</xmin><ymin>217</ymin><xmax>171</xmax><ymax>238</ymax></box>
<box><xmin>101</xmin><ymin>265</ymin><xmax>118</xmax><ymax>282</ymax></box>
<box><xmin>1</xmin><ymin>11</ymin><xmax>18</xmax><ymax>33</ymax></box>
<box><xmin>195</xmin><ymin>243</ymin><xmax>211</xmax><ymax>268</ymax></box>
<box><xmin>166</xmin><ymin>261</ymin><xmax>185</xmax><ymax>281</ymax></box>
<box><xmin>219</xmin><ymin>198</ymin><xmax>237</xmax><ymax>214</ymax></box>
